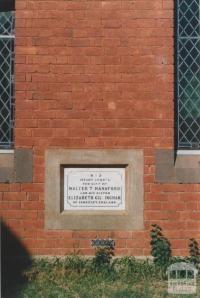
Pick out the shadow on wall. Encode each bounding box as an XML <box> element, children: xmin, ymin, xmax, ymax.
<box><xmin>1</xmin><ymin>220</ymin><xmax>32</xmax><ymax>297</ymax></box>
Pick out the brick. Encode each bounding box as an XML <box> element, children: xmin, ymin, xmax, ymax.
<box><xmin>5</xmin><ymin>219</ymin><xmax>22</xmax><ymax>229</ymax></box>
<box><xmin>21</xmin><ymin>219</ymin><xmax>40</xmax><ymax>229</ymax></box>
<box><xmin>115</xmin><ymin>239</ymin><xmax>126</xmax><ymax>248</ymax></box>
<box><xmin>145</xmin><ymin>202</ymin><xmax>162</xmax><ymax>210</ymax></box>
<box><xmin>161</xmin><ymin>202</ymin><xmax>185</xmax><ymax>211</ymax></box>
<box><xmin>3</xmin><ymin>192</ymin><xmax>26</xmax><ymax>201</ymax></box>
<box><xmin>72</xmin><ymin>231</ymin><xmax>97</xmax><ymax>239</ymax></box>
<box><xmin>78</xmin><ymin>239</ymin><xmax>90</xmax><ymax>248</ymax></box>
<box><xmin>0</xmin><ymin>202</ymin><xmax>21</xmax><ymax>210</ymax></box>
<box><xmin>21</xmin><ymin>201</ymin><xmax>44</xmax><ymax>210</ymax></box>
<box><xmin>114</xmin><ymin>249</ymin><xmax>131</xmax><ymax>256</ymax></box>
<box><xmin>126</xmin><ymin>239</ymin><xmax>149</xmax><ymax>249</ymax></box>
<box><xmin>21</xmin><ymin>184</ymin><xmax>43</xmax><ymax>192</ymax></box>
<box><xmin>111</xmin><ymin>231</ymin><xmax>133</xmax><ymax>239</ymax></box>
<box><xmin>1</xmin><ymin>210</ymin><xmax>20</xmax><ymax>219</ymax></box>
<box><xmin>171</xmin><ymin>239</ymin><xmax>187</xmax><ymax>249</ymax></box>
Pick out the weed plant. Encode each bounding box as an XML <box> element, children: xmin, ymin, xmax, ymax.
<box><xmin>150</xmin><ymin>224</ymin><xmax>171</xmax><ymax>271</ymax></box>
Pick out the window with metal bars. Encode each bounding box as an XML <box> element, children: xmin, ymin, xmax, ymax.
<box><xmin>0</xmin><ymin>7</ymin><xmax>15</xmax><ymax>148</ymax></box>
<box><xmin>176</xmin><ymin>0</ymin><xmax>200</xmax><ymax>149</ymax></box>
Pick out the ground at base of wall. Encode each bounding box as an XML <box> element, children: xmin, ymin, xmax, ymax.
<box><xmin>3</xmin><ymin>256</ymin><xmax>200</xmax><ymax>298</ymax></box>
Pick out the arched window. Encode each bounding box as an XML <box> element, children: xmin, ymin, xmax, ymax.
<box><xmin>176</xmin><ymin>0</ymin><xmax>200</xmax><ymax>149</ymax></box>
<box><xmin>0</xmin><ymin>0</ymin><xmax>15</xmax><ymax>148</ymax></box>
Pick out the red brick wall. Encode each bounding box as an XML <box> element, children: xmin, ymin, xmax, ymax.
<box><xmin>1</xmin><ymin>0</ymin><xmax>199</xmax><ymax>257</ymax></box>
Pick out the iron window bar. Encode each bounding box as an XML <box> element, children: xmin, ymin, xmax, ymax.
<box><xmin>177</xmin><ymin>0</ymin><xmax>200</xmax><ymax>149</ymax></box>
<box><xmin>0</xmin><ymin>11</ymin><xmax>15</xmax><ymax>148</ymax></box>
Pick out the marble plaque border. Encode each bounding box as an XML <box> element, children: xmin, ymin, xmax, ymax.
<box><xmin>63</xmin><ymin>167</ymin><xmax>126</xmax><ymax>210</ymax></box>
<box><xmin>45</xmin><ymin>149</ymin><xmax>144</xmax><ymax>230</ymax></box>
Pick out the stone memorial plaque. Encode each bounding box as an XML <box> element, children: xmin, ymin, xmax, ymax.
<box><xmin>64</xmin><ymin>168</ymin><xmax>125</xmax><ymax>210</ymax></box>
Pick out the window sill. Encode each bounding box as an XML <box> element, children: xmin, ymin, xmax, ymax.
<box><xmin>0</xmin><ymin>149</ymin><xmax>14</xmax><ymax>154</ymax></box>
<box><xmin>177</xmin><ymin>150</ymin><xmax>200</xmax><ymax>155</ymax></box>
<box><xmin>155</xmin><ymin>149</ymin><xmax>200</xmax><ymax>184</ymax></box>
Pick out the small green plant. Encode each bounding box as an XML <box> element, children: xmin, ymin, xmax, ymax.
<box><xmin>150</xmin><ymin>224</ymin><xmax>171</xmax><ymax>269</ymax></box>
<box><xmin>92</xmin><ymin>246</ymin><xmax>114</xmax><ymax>271</ymax></box>
<box><xmin>188</xmin><ymin>238</ymin><xmax>200</xmax><ymax>267</ymax></box>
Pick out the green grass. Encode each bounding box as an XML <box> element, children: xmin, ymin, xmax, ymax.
<box><xmin>4</xmin><ymin>256</ymin><xmax>200</xmax><ymax>298</ymax></box>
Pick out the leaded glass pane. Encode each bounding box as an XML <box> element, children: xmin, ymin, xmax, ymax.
<box><xmin>0</xmin><ymin>11</ymin><xmax>14</xmax><ymax>148</ymax></box>
<box><xmin>0</xmin><ymin>12</ymin><xmax>15</xmax><ymax>35</ymax></box>
<box><xmin>177</xmin><ymin>0</ymin><xmax>200</xmax><ymax>149</ymax></box>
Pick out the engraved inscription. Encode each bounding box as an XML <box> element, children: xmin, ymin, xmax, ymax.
<box><xmin>64</xmin><ymin>168</ymin><xmax>125</xmax><ymax>210</ymax></box>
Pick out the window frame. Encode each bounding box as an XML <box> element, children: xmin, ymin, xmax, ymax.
<box><xmin>0</xmin><ymin>8</ymin><xmax>15</xmax><ymax>148</ymax></box>
<box><xmin>176</xmin><ymin>0</ymin><xmax>200</xmax><ymax>150</ymax></box>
